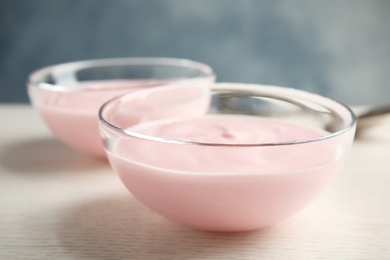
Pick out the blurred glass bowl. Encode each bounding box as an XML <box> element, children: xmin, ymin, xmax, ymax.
<box><xmin>28</xmin><ymin>57</ymin><xmax>215</xmax><ymax>157</ymax></box>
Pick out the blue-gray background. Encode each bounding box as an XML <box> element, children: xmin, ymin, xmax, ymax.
<box><xmin>1</xmin><ymin>0</ymin><xmax>389</xmax><ymax>104</ymax></box>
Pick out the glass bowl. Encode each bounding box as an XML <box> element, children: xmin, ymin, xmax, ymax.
<box><xmin>28</xmin><ymin>57</ymin><xmax>215</xmax><ymax>158</ymax></box>
<box><xmin>99</xmin><ymin>83</ymin><xmax>356</xmax><ymax>231</ymax></box>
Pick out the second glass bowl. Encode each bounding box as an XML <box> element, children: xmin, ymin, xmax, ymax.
<box><xmin>28</xmin><ymin>57</ymin><xmax>215</xmax><ymax>157</ymax></box>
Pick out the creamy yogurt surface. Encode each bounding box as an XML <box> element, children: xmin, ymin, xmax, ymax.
<box><xmin>114</xmin><ymin>115</ymin><xmax>336</xmax><ymax>174</ymax></box>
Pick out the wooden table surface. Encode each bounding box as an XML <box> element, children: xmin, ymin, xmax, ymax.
<box><xmin>1</xmin><ymin>104</ymin><xmax>389</xmax><ymax>260</ymax></box>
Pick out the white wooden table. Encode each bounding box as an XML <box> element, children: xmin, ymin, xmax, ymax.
<box><xmin>1</xmin><ymin>104</ymin><xmax>389</xmax><ymax>260</ymax></box>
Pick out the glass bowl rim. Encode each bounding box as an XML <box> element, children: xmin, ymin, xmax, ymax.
<box><xmin>28</xmin><ymin>57</ymin><xmax>215</xmax><ymax>92</ymax></box>
<box><xmin>99</xmin><ymin>82</ymin><xmax>357</xmax><ymax>147</ymax></box>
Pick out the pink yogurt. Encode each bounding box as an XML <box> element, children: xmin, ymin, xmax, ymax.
<box><xmin>31</xmin><ymin>79</ymin><xmax>210</xmax><ymax>157</ymax></box>
<box><xmin>106</xmin><ymin>115</ymin><xmax>349</xmax><ymax>231</ymax></box>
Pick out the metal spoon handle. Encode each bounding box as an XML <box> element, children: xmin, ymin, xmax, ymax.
<box><xmin>357</xmin><ymin>105</ymin><xmax>390</xmax><ymax>119</ymax></box>
<box><xmin>355</xmin><ymin>105</ymin><xmax>390</xmax><ymax>136</ymax></box>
